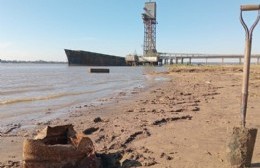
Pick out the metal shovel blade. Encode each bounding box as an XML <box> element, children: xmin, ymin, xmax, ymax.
<box><xmin>227</xmin><ymin>127</ymin><xmax>257</xmax><ymax>167</ymax></box>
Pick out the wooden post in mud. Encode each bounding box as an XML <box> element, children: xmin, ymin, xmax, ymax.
<box><xmin>240</xmin><ymin>4</ymin><xmax>260</xmax><ymax>127</ymax></box>
<box><xmin>228</xmin><ymin>4</ymin><xmax>260</xmax><ymax>168</ymax></box>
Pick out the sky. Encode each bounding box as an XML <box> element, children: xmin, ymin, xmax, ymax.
<box><xmin>1</xmin><ymin>0</ymin><xmax>260</xmax><ymax>62</ymax></box>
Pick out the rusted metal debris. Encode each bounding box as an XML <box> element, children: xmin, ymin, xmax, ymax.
<box><xmin>23</xmin><ymin>125</ymin><xmax>99</xmax><ymax>168</ymax></box>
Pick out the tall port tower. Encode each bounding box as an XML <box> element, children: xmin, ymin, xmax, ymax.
<box><xmin>142</xmin><ymin>0</ymin><xmax>158</xmax><ymax>63</ymax></box>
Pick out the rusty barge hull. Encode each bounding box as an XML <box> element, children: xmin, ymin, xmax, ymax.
<box><xmin>65</xmin><ymin>49</ymin><xmax>127</xmax><ymax>66</ymax></box>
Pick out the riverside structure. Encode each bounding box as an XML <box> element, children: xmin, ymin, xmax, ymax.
<box><xmin>159</xmin><ymin>53</ymin><xmax>260</xmax><ymax>65</ymax></box>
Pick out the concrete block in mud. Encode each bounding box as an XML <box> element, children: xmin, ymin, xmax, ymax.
<box><xmin>23</xmin><ymin>124</ymin><xmax>99</xmax><ymax>168</ymax></box>
<box><xmin>227</xmin><ymin>127</ymin><xmax>257</xmax><ymax>168</ymax></box>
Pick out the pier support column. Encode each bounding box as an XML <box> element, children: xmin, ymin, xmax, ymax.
<box><xmin>175</xmin><ymin>58</ymin><xmax>178</xmax><ymax>64</ymax></box>
<box><xmin>257</xmin><ymin>57</ymin><xmax>260</xmax><ymax>65</ymax></box>
<box><xmin>189</xmin><ymin>58</ymin><xmax>192</xmax><ymax>64</ymax></box>
<box><xmin>181</xmin><ymin>58</ymin><xmax>184</xmax><ymax>64</ymax></box>
<box><xmin>239</xmin><ymin>58</ymin><xmax>242</xmax><ymax>64</ymax></box>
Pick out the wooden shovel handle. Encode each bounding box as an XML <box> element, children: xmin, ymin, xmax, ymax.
<box><xmin>241</xmin><ymin>5</ymin><xmax>260</xmax><ymax>11</ymax></box>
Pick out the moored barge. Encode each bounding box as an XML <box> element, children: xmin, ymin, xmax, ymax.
<box><xmin>64</xmin><ymin>49</ymin><xmax>126</xmax><ymax>66</ymax></box>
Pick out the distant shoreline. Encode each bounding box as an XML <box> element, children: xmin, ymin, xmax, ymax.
<box><xmin>0</xmin><ymin>59</ymin><xmax>67</xmax><ymax>64</ymax></box>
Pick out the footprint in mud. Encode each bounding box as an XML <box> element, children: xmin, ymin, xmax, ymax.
<box><xmin>160</xmin><ymin>152</ymin><xmax>173</xmax><ymax>160</ymax></box>
<box><xmin>126</xmin><ymin>109</ymin><xmax>134</xmax><ymax>113</ymax></box>
<box><xmin>124</xmin><ymin>131</ymin><xmax>143</xmax><ymax>145</ymax></box>
<box><xmin>123</xmin><ymin>148</ymin><xmax>157</xmax><ymax>167</ymax></box>
<box><xmin>0</xmin><ymin>161</ymin><xmax>21</xmax><ymax>167</ymax></box>
<box><xmin>176</xmin><ymin>101</ymin><xmax>187</xmax><ymax>105</ymax></box>
<box><xmin>140</xmin><ymin>146</ymin><xmax>154</xmax><ymax>154</ymax></box>
<box><xmin>3</xmin><ymin>123</ymin><xmax>21</xmax><ymax>134</ymax></box>
<box><xmin>170</xmin><ymin>107</ymin><xmax>183</xmax><ymax>113</ymax></box>
<box><xmin>83</xmin><ymin>127</ymin><xmax>99</xmax><ymax>135</ymax></box>
<box><xmin>152</xmin><ymin>115</ymin><xmax>192</xmax><ymax>126</ymax></box>
<box><xmin>96</xmin><ymin>151</ymin><xmax>123</xmax><ymax>168</ymax></box>
<box><xmin>192</xmin><ymin>107</ymin><xmax>200</xmax><ymax>112</ymax></box>
<box><xmin>123</xmin><ymin>129</ymin><xmax>151</xmax><ymax>146</ymax></box>
<box><xmin>93</xmin><ymin>117</ymin><xmax>102</xmax><ymax>123</ymax></box>
<box><xmin>95</xmin><ymin>135</ymin><xmax>105</xmax><ymax>143</ymax></box>
<box><xmin>202</xmin><ymin>92</ymin><xmax>220</xmax><ymax>97</ymax></box>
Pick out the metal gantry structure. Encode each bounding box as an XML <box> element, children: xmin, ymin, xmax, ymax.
<box><xmin>142</xmin><ymin>1</ymin><xmax>157</xmax><ymax>58</ymax></box>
